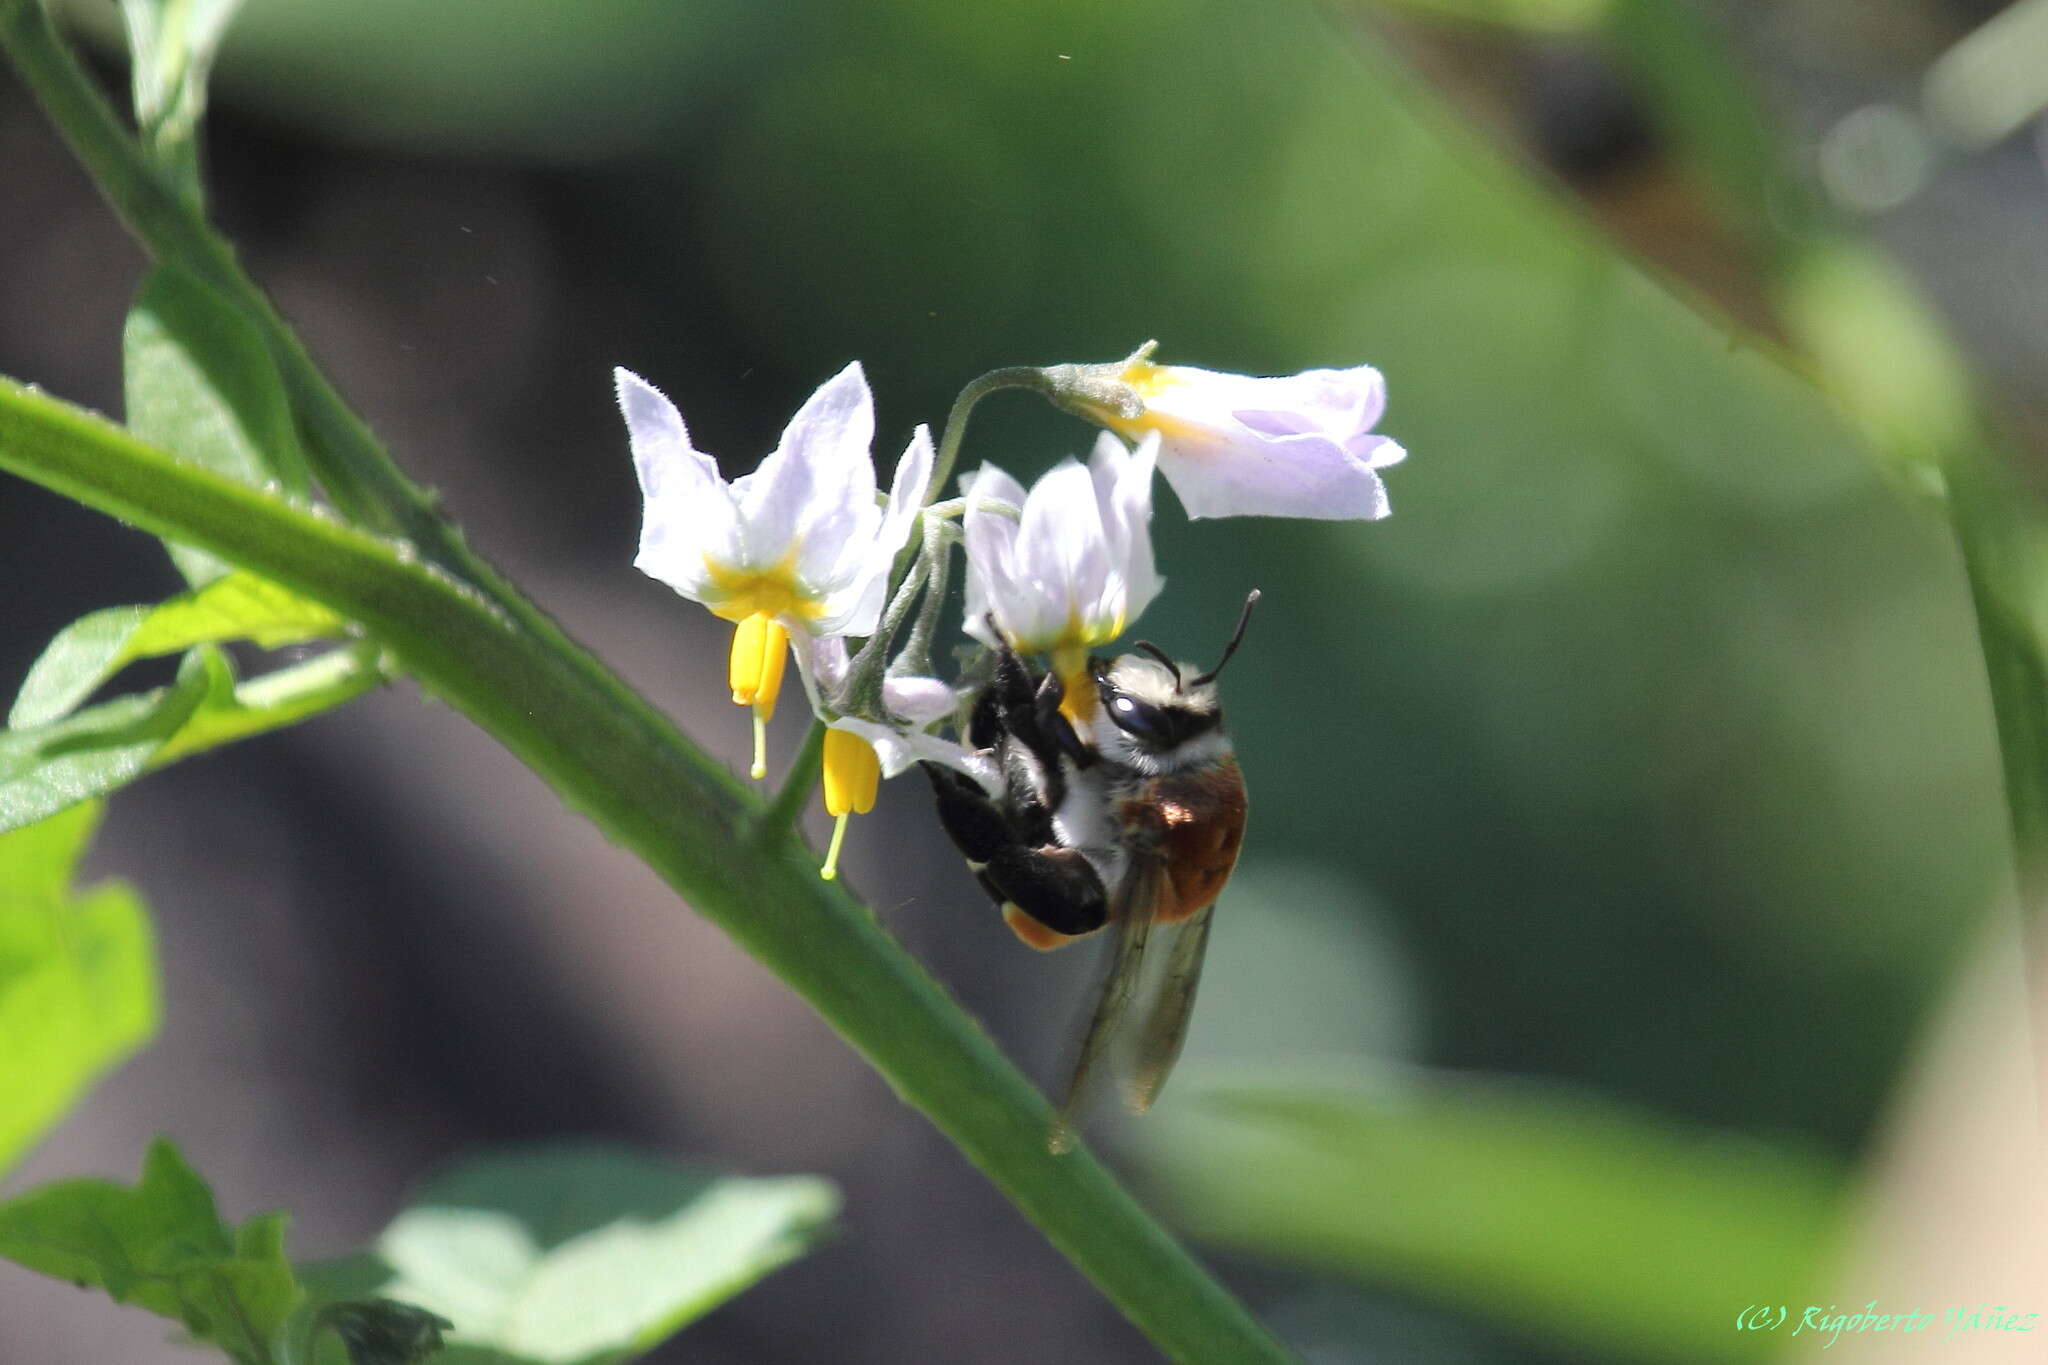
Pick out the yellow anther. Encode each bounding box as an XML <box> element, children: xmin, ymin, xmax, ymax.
<box><xmin>1094</xmin><ymin>359</ymin><xmax>1195</xmax><ymax>442</ymax></box>
<box><xmin>727</xmin><ymin>611</ymin><xmax>790</xmax><ymax>779</ymax></box>
<box><xmin>1053</xmin><ymin>645</ymin><xmax>1095</xmax><ymax>729</ymax></box>
<box><xmin>822</xmin><ymin>728</ymin><xmax>880</xmax><ymax>817</ymax></box>
<box><xmin>819</xmin><ymin>728</ymin><xmax>881</xmax><ymax>881</ymax></box>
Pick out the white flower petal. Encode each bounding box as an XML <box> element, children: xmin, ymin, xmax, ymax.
<box><xmin>807</xmin><ymin>566</ymin><xmax>889</xmax><ymax>638</ymax></box>
<box><xmin>879</xmin><ymin>424</ymin><xmax>936</xmax><ymax>557</ymax></box>
<box><xmin>832</xmin><ymin>716</ymin><xmax>998</xmax><ymax>789</ymax></box>
<box><xmin>737</xmin><ymin>362</ymin><xmax>878</xmax><ymax>570</ymax></box>
<box><xmin>1012</xmin><ymin>459</ymin><xmax>1103</xmax><ymax>647</ymax></box>
<box><xmin>963</xmin><ymin>464</ymin><xmax>1026</xmax><ymax>647</ymax></box>
<box><xmin>883</xmin><ymin>674</ymin><xmax>958</xmax><ymax>724</ymax></box>
<box><xmin>793</xmin><ymin>632</ymin><xmax>847</xmax><ymax>716</ymax></box>
<box><xmin>962</xmin><ymin>439</ymin><xmax>1162</xmax><ymax>652</ymax></box>
<box><xmin>814</xmin><ymin>424</ymin><xmax>938</xmax><ymax>639</ymax></box>
<box><xmin>617</xmin><ymin>368</ymin><xmax>741</xmax><ymax>600</ymax></box>
<box><xmin>1104</xmin><ymin>432</ymin><xmax>1163</xmax><ymax>625</ymax></box>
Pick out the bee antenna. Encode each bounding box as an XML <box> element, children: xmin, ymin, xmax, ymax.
<box><xmin>1191</xmin><ymin>589</ymin><xmax>1261</xmax><ymax>687</ymax></box>
<box><xmin>1133</xmin><ymin>640</ymin><xmax>1182</xmax><ymax>690</ymax></box>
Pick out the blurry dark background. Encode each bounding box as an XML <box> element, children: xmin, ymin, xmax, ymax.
<box><xmin>2</xmin><ymin>0</ymin><xmax>2041</xmax><ymax>1360</ymax></box>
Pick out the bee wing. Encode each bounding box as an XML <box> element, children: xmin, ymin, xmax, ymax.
<box><xmin>1048</xmin><ymin>853</ymin><xmax>1168</xmax><ymax>1155</ymax></box>
<box><xmin>1124</xmin><ymin>901</ymin><xmax>1215</xmax><ymax>1115</ymax></box>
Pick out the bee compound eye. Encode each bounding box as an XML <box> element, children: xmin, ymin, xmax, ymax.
<box><xmin>1107</xmin><ymin>693</ymin><xmax>1162</xmax><ymax>738</ymax></box>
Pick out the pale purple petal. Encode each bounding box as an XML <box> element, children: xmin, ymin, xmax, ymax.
<box><xmin>1227</xmin><ymin>365</ymin><xmax>1387</xmax><ymax>439</ymax></box>
<box><xmin>1117</xmin><ymin>359</ymin><xmax>1401</xmax><ymax>522</ymax></box>
<box><xmin>1158</xmin><ymin>429</ymin><xmax>1391</xmax><ymax>520</ymax></box>
<box><xmin>1353</xmin><ymin>432</ymin><xmax>1407</xmax><ymax>469</ymax></box>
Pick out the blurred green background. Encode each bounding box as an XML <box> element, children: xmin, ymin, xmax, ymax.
<box><xmin>3</xmin><ymin>0</ymin><xmax>2039</xmax><ymax>1360</ymax></box>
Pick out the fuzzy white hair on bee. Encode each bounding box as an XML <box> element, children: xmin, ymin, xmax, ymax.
<box><xmin>1085</xmin><ymin>591</ymin><xmax>1260</xmax><ymax>774</ymax></box>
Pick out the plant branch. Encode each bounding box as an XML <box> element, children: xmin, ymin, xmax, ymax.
<box><xmin>0</xmin><ymin>0</ymin><xmax>487</xmax><ymax>587</ymax></box>
<box><xmin>927</xmin><ymin>366</ymin><xmax>1050</xmax><ymax>502</ymax></box>
<box><xmin>756</xmin><ymin>718</ymin><xmax>826</xmax><ymax>843</ymax></box>
<box><xmin>0</xmin><ymin>377</ymin><xmax>1294</xmax><ymax>1365</ymax></box>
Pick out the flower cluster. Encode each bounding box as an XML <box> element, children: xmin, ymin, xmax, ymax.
<box><xmin>618</xmin><ymin>344</ymin><xmax>1404</xmax><ymax>877</ymax></box>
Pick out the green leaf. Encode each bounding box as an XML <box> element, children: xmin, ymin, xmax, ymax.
<box><xmin>0</xmin><ymin>802</ymin><xmax>157</xmax><ymax>1176</ymax></box>
<box><xmin>0</xmin><ymin>641</ymin><xmax>380</xmax><ymax>834</ymax></box>
<box><xmin>301</xmin><ymin>1146</ymin><xmax>838</xmax><ymax>1365</ymax></box>
<box><xmin>314</xmin><ymin>1299</ymin><xmax>453</xmax><ymax>1365</ymax></box>
<box><xmin>12</xmin><ymin>569</ymin><xmax>352</xmax><ymax>728</ymax></box>
<box><xmin>0</xmin><ymin>1137</ymin><xmax>300</xmax><ymax>1364</ymax></box>
<box><xmin>124</xmin><ymin>265</ymin><xmax>308</xmax><ymax>584</ymax></box>
<box><xmin>1139</xmin><ymin>1073</ymin><xmax>1845</xmax><ymax>1363</ymax></box>
<box><xmin>0</xmin><ymin>651</ymin><xmax>210</xmax><ymax>834</ymax></box>
<box><xmin>151</xmin><ymin>641</ymin><xmax>384</xmax><ymax>766</ymax></box>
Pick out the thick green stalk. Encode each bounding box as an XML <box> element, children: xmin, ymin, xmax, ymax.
<box><xmin>0</xmin><ymin>378</ymin><xmax>1294</xmax><ymax>1365</ymax></box>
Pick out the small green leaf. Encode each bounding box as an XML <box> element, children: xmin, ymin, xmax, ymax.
<box><xmin>0</xmin><ymin>802</ymin><xmax>157</xmax><ymax>1176</ymax></box>
<box><xmin>151</xmin><ymin>642</ymin><xmax>384</xmax><ymax>766</ymax></box>
<box><xmin>12</xmin><ymin>570</ymin><xmax>351</xmax><ymax>728</ymax></box>
<box><xmin>0</xmin><ymin>1137</ymin><xmax>301</xmax><ymax>1364</ymax></box>
<box><xmin>1139</xmin><ymin>1073</ymin><xmax>1844</xmax><ymax>1364</ymax></box>
<box><xmin>301</xmin><ymin>1146</ymin><xmax>839</xmax><ymax>1365</ymax></box>
<box><xmin>124</xmin><ymin>265</ymin><xmax>308</xmax><ymax>584</ymax></box>
<box><xmin>0</xmin><ymin>651</ymin><xmax>210</xmax><ymax>834</ymax></box>
<box><xmin>318</xmin><ymin>1299</ymin><xmax>454</xmax><ymax>1365</ymax></box>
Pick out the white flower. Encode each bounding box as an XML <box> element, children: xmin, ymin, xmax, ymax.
<box><xmin>1082</xmin><ymin>352</ymin><xmax>1405</xmax><ymax>521</ymax></box>
<box><xmin>804</xmin><ymin>637</ymin><xmax>993</xmax><ymax>880</ymax></box>
<box><xmin>619</xmin><ymin>362</ymin><xmax>933</xmax><ymax>776</ymax></box>
<box><xmin>799</xmin><ymin>637</ymin><xmax>992</xmax><ymax>783</ymax></box>
<box><xmin>961</xmin><ymin>431</ymin><xmax>1163</xmax><ymax>660</ymax></box>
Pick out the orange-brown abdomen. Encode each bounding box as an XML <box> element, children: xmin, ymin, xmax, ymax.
<box><xmin>1134</xmin><ymin>757</ymin><xmax>1246</xmax><ymax>923</ymax></box>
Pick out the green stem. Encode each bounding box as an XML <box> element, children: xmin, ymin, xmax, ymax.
<box><xmin>756</xmin><ymin>718</ymin><xmax>826</xmax><ymax>843</ymax></box>
<box><xmin>0</xmin><ymin>0</ymin><xmax>484</xmax><ymax>585</ymax></box>
<box><xmin>927</xmin><ymin>366</ymin><xmax>1050</xmax><ymax>502</ymax></box>
<box><xmin>0</xmin><ymin>379</ymin><xmax>1294</xmax><ymax>1365</ymax></box>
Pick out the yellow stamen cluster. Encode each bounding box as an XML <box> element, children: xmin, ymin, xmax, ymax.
<box><xmin>819</xmin><ymin>728</ymin><xmax>881</xmax><ymax>881</ymax></box>
<box><xmin>1090</xmin><ymin>360</ymin><xmax>1195</xmax><ymax>444</ymax></box>
<box><xmin>727</xmin><ymin>611</ymin><xmax>790</xmax><ymax>779</ymax></box>
<box><xmin>1052</xmin><ymin>644</ymin><xmax>1095</xmax><ymax>729</ymax></box>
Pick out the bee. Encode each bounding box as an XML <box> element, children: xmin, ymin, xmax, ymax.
<box><xmin>924</xmin><ymin>592</ymin><xmax>1257</xmax><ymax>1152</ymax></box>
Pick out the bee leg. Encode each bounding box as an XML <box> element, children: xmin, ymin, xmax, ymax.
<box><xmin>984</xmin><ymin>616</ymin><xmax>1039</xmax><ymax>716</ymax></box>
<box><xmin>1031</xmin><ymin>670</ymin><xmax>1097</xmax><ymax>769</ymax></box>
<box><xmin>980</xmin><ymin>619</ymin><xmax>1081</xmax><ymax>769</ymax></box>
<box><xmin>921</xmin><ymin>762</ymin><xmax>1012</xmax><ymax>864</ymax></box>
<box><xmin>984</xmin><ymin>844</ymin><xmax>1110</xmax><ymax>939</ymax></box>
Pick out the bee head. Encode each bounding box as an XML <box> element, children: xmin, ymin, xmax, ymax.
<box><xmin>1088</xmin><ymin>591</ymin><xmax>1258</xmax><ymax>771</ymax></box>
